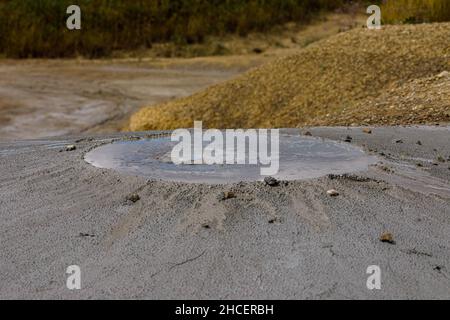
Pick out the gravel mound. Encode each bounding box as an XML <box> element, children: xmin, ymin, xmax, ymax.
<box><xmin>322</xmin><ymin>71</ymin><xmax>450</xmax><ymax>125</ymax></box>
<box><xmin>129</xmin><ymin>23</ymin><xmax>450</xmax><ymax>130</ymax></box>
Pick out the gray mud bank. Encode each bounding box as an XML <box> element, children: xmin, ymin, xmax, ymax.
<box><xmin>0</xmin><ymin>126</ymin><xmax>449</xmax><ymax>299</ymax></box>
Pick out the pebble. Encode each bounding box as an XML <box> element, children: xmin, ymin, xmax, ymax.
<box><xmin>362</xmin><ymin>128</ymin><xmax>372</xmax><ymax>134</ymax></box>
<box><xmin>126</xmin><ymin>193</ymin><xmax>140</xmax><ymax>203</ymax></box>
<box><xmin>217</xmin><ymin>191</ymin><xmax>236</xmax><ymax>201</ymax></box>
<box><xmin>380</xmin><ymin>232</ymin><xmax>395</xmax><ymax>244</ymax></box>
<box><xmin>344</xmin><ymin>135</ymin><xmax>352</xmax><ymax>143</ymax></box>
<box><xmin>437</xmin><ymin>71</ymin><xmax>450</xmax><ymax>78</ymax></box>
<box><xmin>65</xmin><ymin>145</ymin><xmax>76</xmax><ymax>151</ymax></box>
<box><xmin>264</xmin><ymin>176</ymin><xmax>279</xmax><ymax>186</ymax></box>
<box><xmin>326</xmin><ymin>189</ymin><xmax>339</xmax><ymax>197</ymax></box>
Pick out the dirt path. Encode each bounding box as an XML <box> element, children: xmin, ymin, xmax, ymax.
<box><xmin>0</xmin><ymin>59</ymin><xmax>247</xmax><ymax>140</ymax></box>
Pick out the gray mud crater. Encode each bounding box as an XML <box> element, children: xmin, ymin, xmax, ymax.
<box><xmin>84</xmin><ymin>132</ymin><xmax>377</xmax><ymax>183</ymax></box>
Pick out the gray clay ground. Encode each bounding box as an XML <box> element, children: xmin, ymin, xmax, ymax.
<box><xmin>0</xmin><ymin>126</ymin><xmax>449</xmax><ymax>299</ymax></box>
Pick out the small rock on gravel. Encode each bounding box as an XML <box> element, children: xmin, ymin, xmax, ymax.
<box><xmin>126</xmin><ymin>193</ymin><xmax>140</xmax><ymax>203</ymax></box>
<box><xmin>264</xmin><ymin>176</ymin><xmax>279</xmax><ymax>186</ymax></box>
<box><xmin>217</xmin><ymin>191</ymin><xmax>236</xmax><ymax>201</ymax></box>
<box><xmin>326</xmin><ymin>189</ymin><xmax>339</xmax><ymax>197</ymax></box>
<box><xmin>437</xmin><ymin>71</ymin><xmax>450</xmax><ymax>78</ymax></box>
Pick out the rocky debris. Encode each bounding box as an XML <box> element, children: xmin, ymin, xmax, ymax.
<box><xmin>264</xmin><ymin>176</ymin><xmax>279</xmax><ymax>187</ymax></box>
<box><xmin>65</xmin><ymin>145</ymin><xmax>76</xmax><ymax>151</ymax></box>
<box><xmin>380</xmin><ymin>232</ymin><xmax>395</xmax><ymax>244</ymax></box>
<box><xmin>126</xmin><ymin>193</ymin><xmax>140</xmax><ymax>203</ymax></box>
<box><xmin>122</xmin><ymin>136</ymin><xmax>141</xmax><ymax>141</ymax></box>
<box><xmin>378</xmin><ymin>165</ymin><xmax>394</xmax><ymax>173</ymax></box>
<box><xmin>362</xmin><ymin>128</ymin><xmax>372</xmax><ymax>134</ymax></box>
<box><xmin>326</xmin><ymin>189</ymin><xmax>339</xmax><ymax>197</ymax></box>
<box><xmin>303</xmin><ymin>131</ymin><xmax>312</xmax><ymax>136</ymax></box>
<box><xmin>328</xmin><ymin>174</ymin><xmax>373</xmax><ymax>182</ymax></box>
<box><xmin>130</xmin><ymin>23</ymin><xmax>450</xmax><ymax>131</ymax></box>
<box><xmin>217</xmin><ymin>191</ymin><xmax>236</xmax><ymax>201</ymax></box>
<box><xmin>416</xmin><ymin>140</ymin><xmax>422</xmax><ymax>146</ymax></box>
<box><xmin>75</xmin><ymin>137</ymin><xmax>94</xmax><ymax>143</ymax></box>
<box><xmin>395</xmin><ymin>139</ymin><xmax>403</xmax><ymax>144</ymax></box>
<box><xmin>405</xmin><ymin>249</ymin><xmax>432</xmax><ymax>257</ymax></box>
<box><xmin>344</xmin><ymin>135</ymin><xmax>352</xmax><ymax>143</ymax></box>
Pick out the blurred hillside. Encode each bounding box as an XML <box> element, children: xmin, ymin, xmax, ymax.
<box><xmin>382</xmin><ymin>0</ymin><xmax>450</xmax><ymax>24</ymax></box>
<box><xmin>0</xmin><ymin>0</ymin><xmax>367</xmax><ymax>58</ymax></box>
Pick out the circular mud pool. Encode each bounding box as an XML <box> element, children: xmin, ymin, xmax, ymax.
<box><xmin>84</xmin><ymin>131</ymin><xmax>376</xmax><ymax>184</ymax></box>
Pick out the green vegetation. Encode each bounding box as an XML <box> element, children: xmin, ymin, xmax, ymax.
<box><xmin>1</xmin><ymin>1</ymin><xmax>448</xmax><ymax>58</ymax></box>
<box><xmin>0</xmin><ymin>0</ymin><xmax>356</xmax><ymax>58</ymax></box>
<box><xmin>382</xmin><ymin>0</ymin><xmax>450</xmax><ymax>24</ymax></box>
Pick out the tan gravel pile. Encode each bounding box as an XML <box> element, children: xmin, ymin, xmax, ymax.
<box><xmin>129</xmin><ymin>23</ymin><xmax>450</xmax><ymax>130</ymax></box>
<box><xmin>322</xmin><ymin>71</ymin><xmax>450</xmax><ymax>126</ymax></box>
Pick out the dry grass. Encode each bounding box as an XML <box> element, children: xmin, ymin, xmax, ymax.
<box><xmin>128</xmin><ymin>23</ymin><xmax>450</xmax><ymax>130</ymax></box>
<box><xmin>382</xmin><ymin>0</ymin><xmax>450</xmax><ymax>23</ymax></box>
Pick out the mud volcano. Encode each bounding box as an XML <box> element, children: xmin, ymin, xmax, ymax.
<box><xmin>84</xmin><ymin>130</ymin><xmax>376</xmax><ymax>184</ymax></box>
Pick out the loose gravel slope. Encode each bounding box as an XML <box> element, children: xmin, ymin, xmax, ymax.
<box><xmin>129</xmin><ymin>23</ymin><xmax>450</xmax><ymax>130</ymax></box>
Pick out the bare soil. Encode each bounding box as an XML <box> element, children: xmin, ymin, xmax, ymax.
<box><xmin>0</xmin><ymin>59</ymin><xmax>247</xmax><ymax>140</ymax></box>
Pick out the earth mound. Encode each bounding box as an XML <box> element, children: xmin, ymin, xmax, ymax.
<box><xmin>129</xmin><ymin>23</ymin><xmax>450</xmax><ymax>130</ymax></box>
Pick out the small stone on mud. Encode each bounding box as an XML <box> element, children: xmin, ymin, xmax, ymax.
<box><xmin>65</xmin><ymin>145</ymin><xmax>76</xmax><ymax>151</ymax></box>
<box><xmin>416</xmin><ymin>140</ymin><xmax>422</xmax><ymax>146</ymax></box>
<box><xmin>304</xmin><ymin>131</ymin><xmax>312</xmax><ymax>136</ymax></box>
<box><xmin>264</xmin><ymin>176</ymin><xmax>279</xmax><ymax>186</ymax></box>
<box><xmin>395</xmin><ymin>139</ymin><xmax>403</xmax><ymax>144</ymax></box>
<box><xmin>362</xmin><ymin>128</ymin><xmax>372</xmax><ymax>134</ymax></box>
<box><xmin>79</xmin><ymin>233</ymin><xmax>95</xmax><ymax>238</ymax></box>
<box><xmin>326</xmin><ymin>189</ymin><xmax>339</xmax><ymax>197</ymax></box>
<box><xmin>126</xmin><ymin>193</ymin><xmax>140</xmax><ymax>203</ymax></box>
<box><xmin>380</xmin><ymin>232</ymin><xmax>395</xmax><ymax>244</ymax></box>
<box><xmin>437</xmin><ymin>155</ymin><xmax>445</xmax><ymax>163</ymax></box>
<box><xmin>344</xmin><ymin>135</ymin><xmax>352</xmax><ymax>143</ymax></box>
